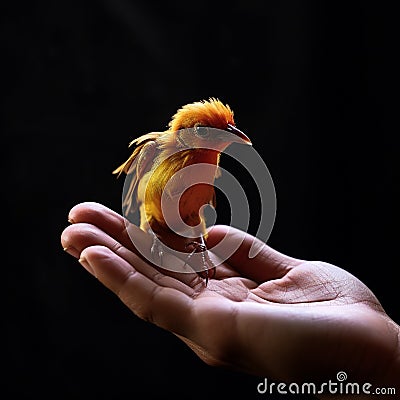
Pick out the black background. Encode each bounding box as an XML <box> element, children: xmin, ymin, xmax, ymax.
<box><xmin>3</xmin><ymin>1</ymin><xmax>398</xmax><ymax>399</ymax></box>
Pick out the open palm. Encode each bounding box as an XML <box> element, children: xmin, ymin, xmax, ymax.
<box><xmin>61</xmin><ymin>202</ymin><xmax>399</xmax><ymax>394</ymax></box>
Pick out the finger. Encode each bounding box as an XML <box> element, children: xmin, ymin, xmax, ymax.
<box><xmin>61</xmin><ymin>222</ymin><xmax>203</xmax><ymax>288</ymax></box>
<box><xmin>67</xmin><ymin>202</ymin><xmax>135</xmax><ymax>251</ymax></box>
<box><xmin>64</xmin><ymin>202</ymin><xmax>182</xmax><ymax>273</ymax></box>
<box><xmin>64</xmin><ymin>202</ymin><xmax>204</xmax><ymax>285</ymax></box>
<box><xmin>80</xmin><ymin>245</ymin><xmax>196</xmax><ymax>336</ymax></box>
<box><xmin>76</xmin><ymin>237</ymin><xmax>197</xmax><ymax>297</ymax></box>
<box><xmin>206</xmin><ymin>225</ymin><xmax>303</xmax><ymax>282</ymax></box>
<box><xmin>61</xmin><ymin>217</ymin><xmax>146</xmax><ymax>259</ymax></box>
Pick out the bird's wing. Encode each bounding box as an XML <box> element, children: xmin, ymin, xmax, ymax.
<box><xmin>113</xmin><ymin>132</ymin><xmax>160</xmax><ymax>215</ymax></box>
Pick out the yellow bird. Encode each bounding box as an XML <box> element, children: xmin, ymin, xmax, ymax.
<box><xmin>113</xmin><ymin>98</ymin><xmax>251</xmax><ymax>283</ymax></box>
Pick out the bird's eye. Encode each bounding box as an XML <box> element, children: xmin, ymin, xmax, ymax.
<box><xmin>194</xmin><ymin>126</ymin><xmax>209</xmax><ymax>137</ymax></box>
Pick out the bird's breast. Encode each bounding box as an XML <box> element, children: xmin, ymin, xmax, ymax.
<box><xmin>142</xmin><ymin>149</ymin><xmax>220</xmax><ymax>232</ymax></box>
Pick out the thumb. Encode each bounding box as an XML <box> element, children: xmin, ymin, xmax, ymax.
<box><xmin>206</xmin><ymin>225</ymin><xmax>303</xmax><ymax>282</ymax></box>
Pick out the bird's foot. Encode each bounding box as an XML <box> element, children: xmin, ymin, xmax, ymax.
<box><xmin>184</xmin><ymin>238</ymin><xmax>216</xmax><ymax>286</ymax></box>
<box><xmin>149</xmin><ymin>231</ymin><xmax>215</xmax><ymax>286</ymax></box>
<box><xmin>150</xmin><ymin>232</ymin><xmax>164</xmax><ymax>265</ymax></box>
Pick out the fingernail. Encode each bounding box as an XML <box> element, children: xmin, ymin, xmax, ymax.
<box><xmin>63</xmin><ymin>246</ymin><xmax>79</xmax><ymax>258</ymax></box>
<box><xmin>79</xmin><ymin>257</ymin><xmax>96</xmax><ymax>277</ymax></box>
<box><xmin>68</xmin><ymin>217</ymin><xmax>75</xmax><ymax>224</ymax></box>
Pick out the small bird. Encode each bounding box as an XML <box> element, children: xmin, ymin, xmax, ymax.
<box><xmin>113</xmin><ymin>98</ymin><xmax>251</xmax><ymax>283</ymax></box>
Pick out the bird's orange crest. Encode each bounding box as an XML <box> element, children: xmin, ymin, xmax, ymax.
<box><xmin>168</xmin><ymin>97</ymin><xmax>235</xmax><ymax>132</ymax></box>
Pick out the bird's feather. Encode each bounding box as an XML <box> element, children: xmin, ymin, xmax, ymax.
<box><xmin>113</xmin><ymin>98</ymin><xmax>250</xmax><ymax>282</ymax></box>
<box><xmin>113</xmin><ymin>132</ymin><xmax>161</xmax><ymax>214</ymax></box>
<box><xmin>113</xmin><ymin>98</ymin><xmax>244</xmax><ymax>244</ymax></box>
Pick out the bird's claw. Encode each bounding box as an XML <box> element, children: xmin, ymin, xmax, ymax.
<box><xmin>184</xmin><ymin>240</ymin><xmax>215</xmax><ymax>286</ymax></box>
<box><xmin>150</xmin><ymin>233</ymin><xmax>163</xmax><ymax>265</ymax></box>
<box><xmin>150</xmin><ymin>232</ymin><xmax>215</xmax><ymax>286</ymax></box>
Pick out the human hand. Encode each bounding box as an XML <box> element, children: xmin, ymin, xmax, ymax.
<box><xmin>61</xmin><ymin>202</ymin><xmax>400</xmax><ymax>397</ymax></box>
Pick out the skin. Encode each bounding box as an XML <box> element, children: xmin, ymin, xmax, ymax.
<box><xmin>61</xmin><ymin>202</ymin><xmax>400</xmax><ymax>399</ymax></box>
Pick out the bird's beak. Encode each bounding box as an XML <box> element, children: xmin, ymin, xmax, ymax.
<box><xmin>226</xmin><ymin>124</ymin><xmax>252</xmax><ymax>145</ymax></box>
